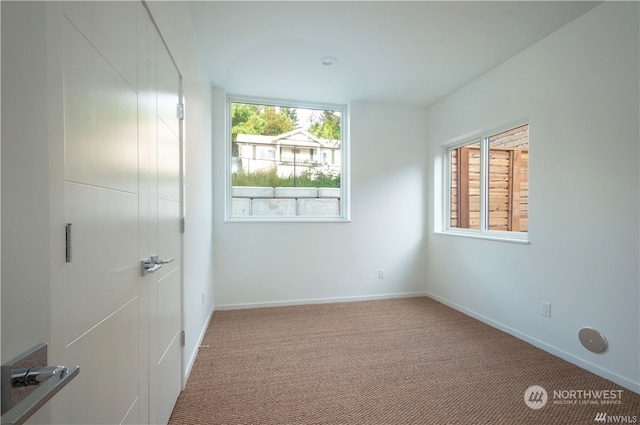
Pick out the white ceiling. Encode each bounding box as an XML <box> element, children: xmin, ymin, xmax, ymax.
<box><xmin>186</xmin><ymin>1</ymin><xmax>599</xmax><ymax>108</ymax></box>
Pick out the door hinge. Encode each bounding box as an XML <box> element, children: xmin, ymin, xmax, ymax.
<box><xmin>180</xmin><ymin>217</ymin><xmax>185</xmax><ymax>233</ymax></box>
<box><xmin>65</xmin><ymin>223</ymin><xmax>72</xmax><ymax>263</ymax></box>
<box><xmin>177</xmin><ymin>103</ymin><xmax>185</xmax><ymax>121</ymax></box>
<box><xmin>180</xmin><ymin>331</ymin><xmax>185</xmax><ymax>347</ymax></box>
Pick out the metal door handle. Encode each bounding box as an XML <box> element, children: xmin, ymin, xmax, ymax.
<box><xmin>151</xmin><ymin>255</ymin><xmax>175</xmax><ymax>265</ymax></box>
<box><xmin>11</xmin><ymin>366</ymin><xmax>68</xmax><ymax>388</ymax></box>
<box><xmin>1</xmin><ymin>344</ymin><xmax>80</xmax><ymax>425</ymax></box>
<box><xmin>141</xmin><ymin>258</ymin><xmax>163</xmax><ymax>276</ymax></box>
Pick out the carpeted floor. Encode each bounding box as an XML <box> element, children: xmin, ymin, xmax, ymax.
<box><xmin>168</xmin><ymin>297</ymin><xmax>639</xmax><ymax>425</ymax></box>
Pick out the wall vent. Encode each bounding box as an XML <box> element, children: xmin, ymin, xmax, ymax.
<box><xmin>578</xmin><ymin>327</ymin><xmax>608</xmax><ymax>353</ymax></box>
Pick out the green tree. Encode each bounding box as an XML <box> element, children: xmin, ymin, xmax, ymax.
<box><xmin>282</xmin><ymin>107</ymin><xmax>298</xmax><ymax>127</ymax></box>
<box><xmin>231</xmin><ymin>103</ymin><xmax>297</xmax><ymax>139</ymax></box>
<box><xmin>262</xmin><ymin>106</ymin><xmax>295</xmax><ymax>135</ymax></box>
<box><xmin>231</xmin><ymin>104</ymin><xmax>264</xmax><ymax>147</ymax></box>
<box><xmin>231</xmin><ymin>103</ymin><xmax>262</xmax><ymax>156</ymax></box>
<box><xmin>308</xmin><ymin>110</ymin><xmax>341</xmax><ymax>140</ymax></box>
<box><xmin>231</xmin><ymin>103</ymin><xmax>258</xmax><ymax>130</ymax></box>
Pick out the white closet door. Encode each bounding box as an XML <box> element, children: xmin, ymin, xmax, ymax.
<box><xmin>150</xmin><ymin>34</ymin><xmax>184</xmax><ymax>425</ymax></box>
<box><xmin>60</xmin><ymin>2</ymin><xmax>142</xmax><ymax>424</ymax></box>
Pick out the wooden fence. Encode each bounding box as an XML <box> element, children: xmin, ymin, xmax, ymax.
<box><xmin>450</xmin><ymin>125</ymin><xmax>529</xmax><ymax>232</ymax></box>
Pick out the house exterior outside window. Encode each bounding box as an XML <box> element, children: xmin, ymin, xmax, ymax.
<box><xmin>235</xmin><ymin>129</ymin><xmax>340</xmax><ymax>177</ymax></box>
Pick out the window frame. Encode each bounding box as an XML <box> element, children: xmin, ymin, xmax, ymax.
<box><xmin>225</xmin><ymin>94</ymin><xmax>350</xmax><ymax>223</ymax></box>
<box><xmin>438</xmin><ymin>121</ymin><xmax>529</xmax><ymax>243</ymax></box>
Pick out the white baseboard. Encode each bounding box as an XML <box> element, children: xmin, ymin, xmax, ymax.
<box><xmin>214</xmin><ymin>292</ymin><xmax>429</xmax><ymax>311</ymax></box>
<box><xmin>183</xmin><ymin>304</ymin><xmax>215</xmax><ymax>386</ymax></box>
<box><xmin>425</xmin><ymin>291</ymin><xmax>640</xmax><ymax>395</ymax></box>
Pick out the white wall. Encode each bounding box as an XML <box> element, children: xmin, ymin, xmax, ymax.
<box><xmin>213</xmin><ymin>93</ymin><xmax>429</xmax><ymax>308</ymax></box>
<box><xmin>1</xmin><ymin>1</ymin><xmax>51</xmax><ymax>364</ymax></box>
<box><xmin>145</xmin><ymin>1</ymin><xmax>214</xmax><ymax>380</ymax></box>
<box><xmin>1</xmin><ymin>2</ymin><xmax>3</xmax><ymax>401</ymax></box>
<box><xmin>424</xmin><ymin>2</ymin><xmax>639</xmax><ymax>392</ymax></box>
<box><xmin>1</xmin><ymin>4</ymin><xmax>54</xmax><ymax>422</ymax></box>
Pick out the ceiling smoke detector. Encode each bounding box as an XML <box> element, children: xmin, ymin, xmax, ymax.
<box><xmin>319</xmin><ymin>56</ymin><xmax>338</xmax><ymax>67</ymax></box>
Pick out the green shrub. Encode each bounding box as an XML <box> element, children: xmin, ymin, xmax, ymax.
<box><xmin>232</xmin><ymin>168</ymin><xmax>339</xmax><ymax>188</ymax></box>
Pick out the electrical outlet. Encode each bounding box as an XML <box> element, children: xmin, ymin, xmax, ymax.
<box><xmin>378</xmin><ymin>269</ymin><xmax>385</xmax><ymax>279</ymax></box>
<box><xmin>541</xmin><ymin>302</ymin><xmax>551</xmax><ymax>318</ymax></box>
<box><xmin>201</xmin><ymin>291</ymin><xmax>205</xmax><ymax>306</ymax></box>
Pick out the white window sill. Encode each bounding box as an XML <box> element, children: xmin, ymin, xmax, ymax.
<box><xmin>434</xmin><ymin>229</ymin><xmax>529</xmax><ymax>244</ymax></box>
<box><xmin>225</xmin><ymin>216</ymin><xmax>351</xmax><ymax>223</ymax></box>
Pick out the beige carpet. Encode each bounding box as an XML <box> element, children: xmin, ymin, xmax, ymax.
<box><xmin>169</xmin><ymin>297</ymin><xmax>639</xmax><ymax>424</ymax></box>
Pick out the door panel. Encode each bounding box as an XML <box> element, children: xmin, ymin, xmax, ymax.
<box><xmin>64</xmin><ymin>299</ymin><xmax>139</xmax><ymax>424</ymax></box>
<box><xmin>151</xmin><ymin>35</ymin><xmax>183</xmax><ymax>425</ymax></box>
<box><xmin>60</xmin><ymin>6</ymin><xmax>141</xmax><ymax>424</ymax></box>
<box><xmin>65</xmin><ymin>182</ymin><xmax>138</xmax><ymax>343</ymax></box>
<box><xmin>157</xmin><ymin>270</ymin><xmax>181</xmax><ymax>353</ymax></box>
<box><xmin>157</xmin><ymin>43</ymin><xmax>180</xmax><ymax>138</ymax></box>
<box><xmin>61</xmin><ymin>1</ymin><xmax>138</xmax><ymax>89</ymax></box>
<box><xmin>158</xmin><ymin>116</ymin><xmax>181</xmax><ymax>202</ymax></box>
<box><xmin>157</xmin><ymin>334</ymin><xmax>182</xmax><ymax>424</ymax></box>
<box><xmin>63</xmin><ymin>19</ymin><xmax>138</xmax><ymax>194</ymax></box>
<box><xmin>158</xmin><ymin>198</ymin><xmax>182</xmax><ymax>280</ymax></box>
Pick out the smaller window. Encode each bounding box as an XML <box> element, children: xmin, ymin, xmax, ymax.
<box><xmin>443</xmin><ymin>123</ymin><xmax>529</xmax><ymax>242</ymax></box>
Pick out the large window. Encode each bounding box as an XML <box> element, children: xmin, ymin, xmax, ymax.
<box><xmin>226</xmin><ymin>96</ymin><xmax>349</xmax><ymax>221</ymax></box>
<box><xmin>444</xmin><ymin>123</ymin><xmax>529</xmax><ymax>241</ymax></box>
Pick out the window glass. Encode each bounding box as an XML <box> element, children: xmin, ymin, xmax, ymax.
<box><xmin>450</xmin><ymin>141</ymin><xmax>481</xmax><ymax>229</ymax></box>
<box><xmin>228</xmin><ymin>98</ymin><xmax>348</xmax><ymax>221</ymax></box>
<box><xmin>445</xmin><ymin>123</ymin><xmax>529</xmax><ymax>240</ymax></box>
<box><xmin>488</xmin><ymin>125</ymin><xmax>529</xmax><ymax>232</ymax></box>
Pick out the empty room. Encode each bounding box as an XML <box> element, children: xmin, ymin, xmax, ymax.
<box><xmin>1</xmin><ymin>1</ymin><xmax>638</xmax><ymax>424</ymax></box>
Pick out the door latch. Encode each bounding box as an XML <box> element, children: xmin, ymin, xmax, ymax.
<box><xmin>141</xmin><ymin>258</ymin><xmax>162</xmax><ymax>276</ymax></box>
<box><xmin>141</xmin><ymin>255</ymin><xmax>175</xmax><ymax>276</ymax></box>
<box><xmin>151</xmin><ymin>255</ymin><xmax>175</xmax><ymax>265</ymax></box>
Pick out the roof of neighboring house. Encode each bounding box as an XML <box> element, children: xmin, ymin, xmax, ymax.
<box><xmin>237</xmin><ymin>129</ymin><xmax>339</xmax><ymax>149</ymax></box>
